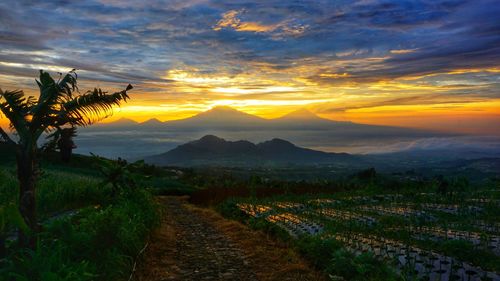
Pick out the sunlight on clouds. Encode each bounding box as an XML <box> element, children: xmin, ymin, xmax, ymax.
<box><xmin>399</xmin><ymin>68</ymin><xmax>500</xmax><ymax>81</ymax></box>
<box><xmin>0</xmin><ymin>61</ymin><xmax>73</xmax><ymax>74</ymax></box>
<box><xmin>212</xmin><ymin>9</ymin><xmax>307</xmax><ymax>37</ymax></box>
<box><xmin>212</xmin><ymin>86</ymin><xmax>299</xmax><ymax>95</ymax></box>
<box><xmin>446</xmin><ymin>68</ymin><xmax>500</xmax><ymax>74</ymax></box>
<box><xmin>390</xmin><ymin>49</ymin><xmax>418</xmax><ymax>54</ymax></box>
<box><xmin>346</xmin><ymin>100</ymin><xmax>500</xmax><ymax>115</ymax></box>
<box><xmin>236</xmin><ymin>22</ymin><xmax>277</xmax><ymax>33</ymax></box>
<box><xmin>319</xmin><ymin>73</ymin><xmax>351</xmax><ymax>78</ymax></box>
<box><xmin>213</xmin><ymin>10</ymin><xmax>277</xmax><ymax>33</ymax></box>
<box><xmin>164</xmin><ymin>69</ymin><xmax>234</xmax><ymax>84</ymax></box>
<box><xmin>369</xmin><ymin>80</ymin><xmax>484</xmax><ymax>92</ymax></box>
<box><xmin>1</xmin><ymin>56</ymin><xmax>499</xmax><ymax>135</ymax></box>
<box><xmin>154</xmin><ymin>62</ymin><xmax>500</xmax><ymax>132</ymax></box>
<box><xmin>209</xmin><ymin>98</ymin><xmax>335</xmax><ymax>109</ymax></box>
<box><xmin>213</xmin><ymin>10</ymin><xmax>240</xmax><ymax>30</ymax></box>
<box><xmin>106</xmin><ymin>97</ymin><xmax>337</xmax><ymax>122</ymax></box>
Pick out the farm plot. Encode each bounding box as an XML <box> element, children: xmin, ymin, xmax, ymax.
<box><xmin>236</xmin><ymin>202</ymin><xmax>323</xmax><ymax>237</ymax></box>
<box><xmin>404</xmin><ymin>226</ymin><xmax>500</xmax><ymax>256</ymax></box>
<box><xmin>359</xmin><ymin>205</ymin><xmax>437</xmax><ymax>222</ymax></box>
<box><xmin>314</xmin><ymin>208</ymin><xmax>377</xmax><ymax>226</ymax></box>
<box><xmin>332</xmin><ymin>233</ymin><xmax>500</xmax><ymax>281</ymax></box>
<box><xmin>231</xmin><ymin>191</ymin><xmax>500</xmax><ymax>281</ymax></box>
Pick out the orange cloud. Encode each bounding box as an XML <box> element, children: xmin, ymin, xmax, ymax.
<box><xmin>213</xmin><ymin>10</ymin><xmax>278</xmax><ymax>33</ymax></box>
<box><xmin>212</xmin><ymin>10</ymin><xmax>307</xmax><ymax>36</ymax></box>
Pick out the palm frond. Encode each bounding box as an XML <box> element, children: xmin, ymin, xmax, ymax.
<box><xmin>0</xmin><ymin>89</ymin><xmax>29</xmax><ymax>136</ymax></box>
<box><xmin>62</xmin><ymin>84</ymin><xmax>132</xmax><ymax>126</ymax></box>
<box><xmin>31</xmin><ymin>70</ymin><xmax>77</xmax><ymax>131</ymax></box>
<box><xmin>56</xmin><ymin>69</ymin><xmax>78</xmax><ymax>99</ymax></box>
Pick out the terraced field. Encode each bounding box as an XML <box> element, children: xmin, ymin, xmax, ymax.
<box><xmin>229</xmin><ymin>190</ymin><xmax>500</xmax><ymax>281</ymax></box>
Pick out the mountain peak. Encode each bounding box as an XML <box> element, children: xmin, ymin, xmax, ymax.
<box><xmin>144</xmin><ymin>135</ymin><xmax>352</xmax><ymax>167</ymax></box>
<box><xmin>141</xmin><ymin>118</ymin><xmax>163</xmax><ymax>125</ymax></box>
<box><xmin>279</xmin><ymin>108</ymin><xmax>320</xmax><ymax>120</ymax></box>
<box><xmin>197</xmin><ymin>134</ymin><xmax>225</xmax><ymax>143</ymax></box>
<box><xmin>184</xmin><ymin>106</ymin><xmax>266</xmax><ymax>126</ymax></box>
<box><xmin>208</xmin><ymin>105</ymin><xmax>240</xmax><ymax>112</ymax></box>
<box><xmin>258</xmin><ymin>138</ymin><xmax>296</xmax><ymax>149</ymax></box>
<box><xmin>109</xmin><ymin>117</ymin><xmax>138</xmax><ymax>125</ymax></box>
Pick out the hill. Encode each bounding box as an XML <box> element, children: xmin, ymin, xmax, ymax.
<box><xmin>144</xmin><ymin>135</ymin><xmax>355</xmax><ymax>167</ymax></box>
<box><xmin>78</xmin><ymin>106</ymin><xmax>450</xmax><ymax>159</ymax></box>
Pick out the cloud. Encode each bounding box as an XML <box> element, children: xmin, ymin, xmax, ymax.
<box><xmin>0</xmin><ymin>0</ymin><xmax>499</xmax><ymax>135</ymax></box>
<box><xmin>213</xmin><ymin>9</ymin><xmax>308</xmax><ymax>38</ymax></box>
<box><xmin>390</xmin><ymin>49</ymin><xmax>418</xmax><ymax>54</ymax></box>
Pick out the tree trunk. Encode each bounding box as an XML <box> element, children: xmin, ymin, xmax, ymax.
<box><xmin>16</xmin><ymin>145</ymin><xmax>38</xmax><ymax>249</ymax></box>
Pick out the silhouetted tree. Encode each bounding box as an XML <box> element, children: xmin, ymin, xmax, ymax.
<box><xmin>0</xmin><ymin>70</ymin><xmax>132</xmax><ymax>248</ymax></box>
<box><xmin>92</xmin><ymin>155</ymin><xmax>148</xmax><ymax>197</ymax></box>
<box><xmin>45</xmin><ymin>126</ymin><xmax>78</xmax><ymax>162</ymax></box>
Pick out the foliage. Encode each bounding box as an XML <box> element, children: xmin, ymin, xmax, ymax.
<box><xmin>0</xmin><ymin>154</ymin><xmax>159</xmax><ymax>281</ymax></box>
<box><xmin>0</xmin><ymin>70</ymin><xmax>133</xmax><ymax>246</ymax></box>
<box><xmin>296</xmin><ymin>237</ymin><xmax>342</xmax><ymax>269</ymax></box>
<box><xmin>92</xmin><ymin>155</ymin><xmax>147</xmax><ymax>196</ymax></box>
<box><xmin>0</xmin><ymin>166</ymin><xmax>107</xmax><ymax>218</ymax></box>
<box><xmin>0</xmin><ymin>203</ymin><xmax>29</xmax><ymax>235</ymax></box>
<box><xmin>214</xmin><ymin>169</ymin><xmax>500</xmax><ymax>280</ymax></box>
<box><xmin>0</xmin><ymin>245</ymin><xmax>96</xmax><ymax>281</ymax></box>
<box><xmin>327</xmin><ymin>250</ymin><xmax>399</xmax><ymax>281</ymax></box>
<box><xmin>0</xmin><ymin>70</ymin><xmax>132</xmax><ymax>142</ymax></box>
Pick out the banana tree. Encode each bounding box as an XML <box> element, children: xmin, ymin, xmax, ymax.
<box><xmin>0</xmin><ymin>69</ymin><xmax>132</xmax><ymax>248</ymax></box>
<box><xmin>44</xmin><ymin>126</ymin><xmax>78</xmax><ymax>162</ymax></box>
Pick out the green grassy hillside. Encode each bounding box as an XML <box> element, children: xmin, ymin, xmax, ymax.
<box><xmin>0</xmin><ymin>143</ymin><xmax>193</xmax><ymax>280</ymax></box>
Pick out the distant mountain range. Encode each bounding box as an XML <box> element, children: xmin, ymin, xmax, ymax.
<box><xmin>77</xmin><ymin>106</ymin><xmax>498</xmax><ymax>160</ymax></box>
<box><xmin>144</xmin><ymin>135</ymin><xmax>357</xmax><ymax>167</ymax></box>
<box><xmin>101</xmin><ymin>106</ymin><xmax>438</xmax><ymax>138</ymax></box>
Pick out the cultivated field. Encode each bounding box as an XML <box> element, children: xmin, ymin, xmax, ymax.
<box><xmin>229</xmin><ymin>190</ymin><xmax>500</xmax><ymax>281</ymax></box>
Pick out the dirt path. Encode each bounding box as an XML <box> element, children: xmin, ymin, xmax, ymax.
<box><xmin>135</xmin><ymin>197</ymin><xmax>326</xmax><ymax>281</ymax></box>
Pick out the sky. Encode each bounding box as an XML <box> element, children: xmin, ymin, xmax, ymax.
<box><xmin>0</xmin><ymin>0</ymin><xmax>499</xmax><ymax>135</ymax></box>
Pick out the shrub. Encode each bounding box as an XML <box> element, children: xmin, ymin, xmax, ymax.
<box><xmin>295</xmin><ymin>237</ymin><xmax>342</xmax><ymax>270</ymax></box>
<box><xmin>327</xmin><ymin>250</ymin><xmax>399</xmax><ymax>281</ymax></box>
<box><xmin>1</xmin><ymin>190</ymin><xmax>158</xmax><ymax>281</ymax></box>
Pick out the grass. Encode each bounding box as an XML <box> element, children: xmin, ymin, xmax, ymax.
<box><xmin>0</xmin><ymin>165</ymin><xmax>108</xmax><ymax>219</ymax></box>
<box><xmin>1</xmin><ymin>190</ymin><xmax>159</xmax><ymax>281</ymax></box>
<box><xmin>0</xmin><ymin>151</ymin><xmax>162</xmax><ymax>281</ymax></box>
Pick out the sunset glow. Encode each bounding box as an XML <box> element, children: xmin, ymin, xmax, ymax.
<box><xmin>0</xmin><ymin>0</ymin><xmax>499</xmax><ymax>134</ymax></box>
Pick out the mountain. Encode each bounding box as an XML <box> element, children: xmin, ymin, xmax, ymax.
<box><xmin>77</xmin><ymin>106</ymin><xmax>454</xmax><ymax>159</ymax></box>
<box><xmin>273</xmin><ymin>108</ymin><xmax>331</xmax><ymax>122</ymax></box>
<box><xmin>102</xmin><ymin>106</ymin><xmax>439</xmax><ymax>136</ymax></box>
<box><xmin>140</xmin><ymin>118</ymin><xmax>163</xmax><ymax>125</ymax></box>
<box><xmin>269</xmin><ymin>108</ymin><xmax>354</xmax><ymax>129</ymax></box>
<box><xmin>140</xmin><ymin>118</ymin><xmax>164</xmax><ymax>128</ymax></box>
<box><xmin>165</xmin><ymin>106</ymin><xmax>267</xmax><ymax>129</ymax></box>
<box><xmin>144</xmin><ymin>135</ymin><xmax>355</xmax><ymax>167</ymax></box>
<box><xmin>105</xmin><ymin>117</ymin><xmax>138</xmax><ymax>128</ymax></box>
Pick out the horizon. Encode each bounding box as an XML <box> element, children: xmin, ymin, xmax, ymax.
<box><xmin>76</xmin><ymin>105</ymin><xmax>500</xmax><ymax>135</ymax></box>
<box><xmin>0</xmin><ymin>1</ymin><xmax>499</xmax><ymax>136</ymax></box>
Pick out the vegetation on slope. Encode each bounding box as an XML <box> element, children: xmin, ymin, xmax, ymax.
<box><xmin>212</xmin><ymin>170</ymin><xmax>500</xmax><ymax>281</ymax></box>
<box><xmin>0</xmin><ymin>154</ymin><xmax>167</xmax><ymax>281</ymax></box>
